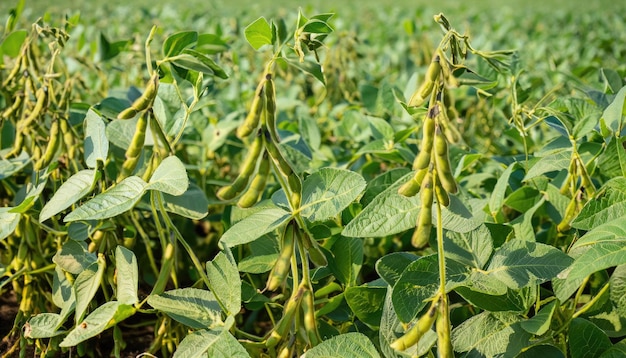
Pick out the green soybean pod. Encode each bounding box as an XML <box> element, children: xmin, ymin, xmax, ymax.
<box><xmin>557</xmin><ymin>194</ymin><xmax>578</xmax><ymax>233</ymax></box>
<box><xmin>266</xmin><ymin>221</ymin><xmax>295</xmax><ymax>291</ymax></box>
<box><xmin>412</xmin><ymin>172</ymin><xmax>433</xmax><ymax>248</ymax></box>
<box><xmin>302</xmin><ymin>288</ymin><xmax>321</xmax><ymax>346</ymax></box>
<box><xmin>264</xmin><ymin>73</ymin><xmax>280</xmax><ymax>141</ymax></box>
<box><xmin>390</xmin><ymin>300</ymin><xmax>438</xmax><ymax>351</ymax></box>
<box><xmin>21</xmin><ymin>85</ymin><xmax>48</xmax><ymax>126</ymax></box>
<box><xmin>436</xmin><ymin>299</ymin><xmax>453</xmax><ymax>358</ymax></box>
<box><xmin>119</xmin><ymin>113</ymin><xmax>149</xmax><ymax>180</ymax></box>
<box><xmin>434</xmin><ymin>125</ymin><xmax>457</xmax><ymax>194</ymax></box>
<box><xmin>287</xmin><ymin>172</ymin><xmax>302</xmax><ymax>210</ymax></box>
<box><xmin>407</xmin><ymin>55</ymin><xmax>441</xmax><ymax>108</ymax></box>
<box><xmin>398</xmin><ymin>168</ymin><xmax>428</xmax><ymax>197</ymax></box>
<box><xmin>433</xmin><ymin>170</ymin><xmax>450</xmax><ymax>207</ymax></box>
<box><xmin>34</xmin><ymin>119</ymin><xmax>60</xmax><ymax>170</ymax></box>
<box><xmin>263</xmin><ymin>130</ymin><xmax>293</xmax><ymax>177</ymax></box>
<box><xmin>413</xmin><ymin>111</ymin><xmax>436</xmax><ymax>170</ymax></box>
<box><xmin>236</xmin><ymin>79</ymin><xmax>266</xmax><ymax>138</ymax></box>
<box><xmin>118</xmin><ymin>72</ymin><xmax>159</xmax><ymax>119</ymax></box>
<box><xmin>217</xmin><ymin>134</ymin><xmax>264</xmax><ymax>200</ymax></box>
<box><xmin>237</xmin><ymin>154</ymin><xmax>270</xmax><ymax>208</ymax></box>
<box><xmin>266</xmin><ymin>285</ymin><xmax>305</xmax><ymax>348</ymax></box>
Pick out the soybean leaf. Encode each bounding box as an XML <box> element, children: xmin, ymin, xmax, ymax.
<box><xmin>342</xmin><ymin>172</ymin><xmax>420</xmax><ymax>237</ymax></box>
<box><xmin>572</xmin><ymin>178</ymin><xmax>626</xmax><ymax>230</ymax></box>
<box><xmin>484</xmin><ymin>240</ymin><xmax>573</xmax><ymax>290</ymax></box>
<box><xmin>60</xmin><ymin>302</ymin><xmax>136</xmax><ymax>347</ymax></box>
<box><xmin>451</xmin><ymin>311</ymin><xmax>531</xmax><ymax>357</ymax></box>
<box><xmin>74</xmin><ymin>256</ymin><xmax>106</xmax><ymax>323</ymax></box>
<box><xmin>300</xmin><ymin>168</ymin><xmax>366</xmax><ymax>222</ymax></box>
<box><xmin>361</xmin><ymin>168</ymin><xmax>411</xmax><ymax>207</ymax></box>
<box><xmin>220</xmin><ymin>206</ymin><xmax>291</xmax><ymax>247</ymax></box>
<box><xmin>52</xmin><ymin>240</ymin><xmax>97</xmax><ymax>275</ymax></box>
<box><xmin>171</xmin><ymin>49</ymin><xmax>228</xmax><ymax>79</ymax></box>
<box><xmin>1</xmin><ymin>30</ymin><xmax>27</xmax><ymax>57</ymax></box>
<box><xmin>455</xmin><ymin>285</ymin><xmax>535</xmax><ymax>312</ymax></box>
<box><xmin>344</xmin><ymin>281</ymin><xmax>386</xmax><ymax>327</ymax></box>
<box><xmin>24</xmin><ymin>313</ymin><xmax>63</xmax><ymax>339</ymax></box>
<box><xmin>115</xmin><ymin>246</ymin><xmax>138</xmax><ymax>305</ymax></box>
<box><xmin>237</xmin><ymin>234</ymin><xmax>279</xmax><ymax>274</ymax></box>
<box><xmin>83</xmin><ymin>109</ymin><xmax>109</xmax><ymax>169</ymax></box>
<box><xmin>147</xmin><ymin>155</ymin><xmax>188</xmax><ymax>196</ymax></box>
<box><xmin>97</xmin><ymin>33</ymin><xmax>130</xmax><ymax>62</ymax></box>
<box><xmin>524</xmin><ymin>150</ymin><xmax>571</xmax><ymax>181</ymax></box>
<box><xmin>327</xmin><ymin>236</ymin><xmax>363</xmax><ymax>287</ymax></box>
<box><xmin>0</xmin><ymin>208</ymin><xmax>20</xmax><ymax>241</ymax></box>
<box><xmin>285</xmin><ymin>58</ymin><xmax>325</xmax><ymax>85</ymax></box>
<box><xmin>206</xmin><ymin>250</ymin><xmax>241</xmax><ymax>316</ymax></box>
<box><xmin>152</xmin><ymin>83</ymin><xmax>186</xmax><ymax>138</ymax></box>
<box><xmin>375</xmin><ymin>252</ymin><xmax>419</xmax><ymax>287</ymax></box>
<box><xmin>600</xmin><ymin>339</ymin><xmax>626</xmax><ymax>358</ymax></box>
<box><xmin>172</xmin><ymin>329</ymin><xmax>222</xmax><ymax>358</ymax></box>
<box><xmin>511</xmin><ymin>197</ymin><xmax>545</xmax><ymax>242</ymax></box>
<box><xmin>0</xmin><ymin>151</ymin><xmax>29</xmax><ymax>180</ymax></box>
<box><xmin>161</xmin><ymin>183</ymin><xmax>209</xmax><ymax>219</ymax></box>
<box><xmin>392</xmin><ymin>255</ymin><xmax>468</xmax><ymax>323</ymax></box>
<box><xmin>244</xmin><ymin>17</ymin><xmax>272</xmax><ymax>50</ymax></box>
<box><xmin>568</xmin><ymin>318</ymin><xmax>612</xmax><ymax>358</ymax></box>
<box><xmin>600</xmin><ymin>85</ymin><xmax>626</xmax><ymax>138</ymax></box>
<box><xmin>444</xmin><ymin>224</ymin><xmax>493</xmax><ymax>269</ymax></box>
<box><xmin>64</xmin><ymin>176</ymin><xmax>147</xmax><ymax>222</ymax></box>
<box><xmin>52</xmin><ymin>265</ymin><xmax>74</xmax><ymax>309</ymax></box>
<box><xmin>489</xmin><ymin>162</ymin><xmax>518</xmax><ymax>217</ymax></box>
<box><xmin>520</xmin><ymin>300</ymin><xmax>557</xmax><ymax>335</ymax></box>
<box><xmin>301</xmin><ymin>332</ymin><xmax>380</xmax><ymax>358</ymax></box>
<box><xmin>204</xmin><ymin>330</ymin><xmax>251</xmax><ymax>358</ymax></box>
<box><xmin>147</xmin><ymin>288</ymin><xmax>222</xmax><ymax>329</ymax></box>
<box><xmin>163</xmin><ymin>31</ymin><xmax>198</xmax><ymax>58</ymax></box>
<box><xmin>517</xmin><ymin>345</ymin><xmax>565</xmax><ymax>358</ymax></box>
<box><xmin>598</xmin><ymin>136</ymin><xmax>626</xmax><ymax>178</ymax></box>
<box><xmin>40</xmin><ymin>169</ymin><xmax>100</xmax><ymax>222</ymax></box>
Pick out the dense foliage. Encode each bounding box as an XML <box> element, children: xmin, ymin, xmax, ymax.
<box><xmin>1</xmin><ymin>0</ymin><xmax>626</xmax><ymax>357</ymax></box>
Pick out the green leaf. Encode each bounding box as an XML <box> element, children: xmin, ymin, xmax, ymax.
<box><xmin>106</xmin><ymin>116</ymin><xmax>151</xmax><ymax>150</ymax></box>
<box><xmin>147</xmin><ymin>156</ymin><xmax>188</xmax><ymax>196</ymax></box>
<box><xmin>572</xmin><ymin>178</ymin><xmax>626</xmax><ymax>230</ymax></box>
<box><xmin>204</xmin><ymin>330</ymin><xmax>251</xmax><ymax>358</ymax></box>
<box><xmin>220</xmin><ymin>206</ymin><xmax>291</xmax><ymax>247</ymax></box>
<box><xmin>345</xmin><ymin>282</ymin><xmax>386</xmax><ymax>327</ymax></box>
<box><xmin>600</xmin><ymin>85</ymin><xmax>626</xmax><ymax>138</ymax></box>
<box><xmin>569</xmin><ymin>318</ymin><xmax>612</xmax><ymax>358</ymax></box>
<box><xmin>147</xmin><ymin>288</ymin><xmax>222</xmax><ymax>329</ymax></box>
<box><xmin>74</xmin><ymin>255</ymin><xmax>106</xmax><ymax>323</ymax></box>
<box><xmin>598</xmin><ymin>136</ymin><xmax>626</xmax><ymax>178</ymax></box>
<box><xmin>172</xmin><ymin>329</ymin><xmax>222</xmax><ymax>358</ymax></box>
<box><xmin>451</xmin><ymin>311</ymin><xmax>531</xmax><ymax>357</ymax></box>
<box><xmin>342</xmin><ymin>172</ymin><xmax>420</xmax><ymax>237</ymax></box>
<box><xmin>171</xmin><ymin>50</ymin><xmax>228</xmax><ymax>79</ymax></box>
<box><xmin>520</xmin><ymin>300</ymin><xmax>557</xmax><ymax>335</ymax></box>
<box><xmin>362</xmin><ymin>168</ymin><xmax>411</xmax><ymax>207</ymax></box>
<box><xmin>24</xmin><ymin>313</ymin><xmax>64</xmax><ymax>339</ymax></box>
<box><xmin>163</xmin><ymin>31</ymin><xmax>198</xmax><ymax>58</ymax></box>
<box><xmin>60</xmin><ymin>301</ymin><xmax>136</xmax><ymax>347</ymax></box>
<box><xmin>1</xmin><ymin>30</ymin><xmax>28</xmax><ymax>57</ymax></box>
<box><xmin>285</xmin><ymin>58</ymin><xmax>326</xmax><ymax>85</ymax></box>
<box><xmin>83</xmin><ymin>108</ymin><xmax>109</xmax><ymax>169</ymax></box>
<box><xmin>444</xmin><ymin>224</ymin><xmax>493</xmax><ymax>269</ymax></box>
<box><xmin>206</xmin><ymin>250</ymin><xmax>241</xmax><ymax>316</ymax></box>
<box><xmin>484</xmin><ymin>240</ymin><xmax>573</xmax><ymax>290</ymax></box>
<box><xmin>0</xmin><ymin>151</ymin><xmax>30</xmax><ymax>180</ymax></box>
<box><xmin>52</xmin><ymin>240</ymin><xmax>97</xmax><ymax>275</ymax></box>
<box><xmin>237</xmin><ymin>234</ymin><xmax>279</xmax><ymax>274</ymax></box>
<box><xmin>152</xmin><ymin>83</ymin><xmax>186</xmax><ymax>138</ymax></box>
<box><xmin>115</xmin><ymin>246</ymin><xmax>138</xmax><ymax>305</ymax></box>
<box><xmin>244</xmin><ymin>17</ymin><xmax>272</xmax><ymax>50</ymax></box>
<box><xmin>524</xmin><ymin>150</ymin><xmax>571</xmax><ymax>181</ymax></box>
<box><xmin>455</xmin><ymin>285</ymin><xmax>535</xmax><ymax>312</ymax></box>
<box><xmin>97</xmin><ymin>33</ymin><xmax>130</xmax><ymax>62</ymax></box>
<box><xmin>516</xmin><ymin>344</ymin><xmax>565</xmax><ymax>358</ymax></box>
<box><xmin>301</xmin><ymin>332</ymin><xmax>380</xmax><ymax>358</ymax></box>
<box><xmin>300</xmin><ymin>168</ymin><xmax>366</xmax><ymax>222</ymax></box>
<box><xmin>161</xmin><ymin>183</ymin><xmax>209</xmax><ymax>219</ymax></box>
<box><xmin>489</xmin><ymin>162</ymin><xmax>518</xmax><ymax>217</ymax></box>
<box><xmin>0</xmin><ymin>208</ymin><xmax>20</xmax><ymax>241</ymax></box>
<box><xmin>375</xmin><ymin>252</ymin><xmax>418</xmax><ymax>287</ymax></box>
<box><xmin>40</xmin><ymin>169</ymin><xmax>100</xmax><ymax>222</ymax></box>
<box><xmin>600</xmin><ymin>339</ymin><xmax>626</xmax><ymax>358</ymax></box>
<box><xmin>64</xmin><ymin>176</ymin><xmax>147</xmax><ymax>222</ymax></box>
<box><xmin>510</xmin><ymin>196</ymin><xmax>545</xmax><ymax>242</ymax></box>
<box><xmin>327</xmin><ymin>237</ymin><xmax>363</xmax><ymax>287</ymax></box>
<box><xmin>392</xmin><ymin>255</ymin><xmax>468</xmax><ymax>323</ymax></box>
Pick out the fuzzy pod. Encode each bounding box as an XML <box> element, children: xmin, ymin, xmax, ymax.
<box><xmin>266</xmin><ymin>222</ymin><xmax>295</xmax><ymax>291</ymax></box>
<box><xmin>390</xmin><ymin>300</ymin><xmax>438</xmax><ymax>351</ymax></box>
<box><xmin>118</xmin><ymin>72</ymin><xmax>159</xmax><ymax>119</ymax></box>
<box><xmin>237</xmin><ymin>80</ymin><xmax>266</xmax><ymax>138</ymax></box>
<box><xmin>237</xmin><ymin>154</ymin><xmax>270</xmax><ymax>208</ymax></box>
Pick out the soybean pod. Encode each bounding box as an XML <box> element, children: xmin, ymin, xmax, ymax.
<box><xmin>266</xmin><ymin>285</ymin><xmax>305</xmax><ymax>348</ymax></box>
<box><xmin>412</xmin><ymin>171</ymin><xmax>433</xmax><ymax>248</ymax></box>
<box><xmin>34</xmin><ymin>119</ymin><xmax>60</xmax><ymax>170</ymax></box>
<box><xmin>264</xmin><ymin>73</ymin><xmax>280</xmax><ymax>142</ymax></box>
<box><xmin>413</xmin><ymin>107</ymin><xmax>436</xmax><ymax>170</ymax></box>
<box><xmin>434</xmin><ymin>125</ymin><xmax>458</xmax><ymax>194</ymax></box>
<box><xmin>118</xmin><ymin>71</ymin><xmax>159</xmax><ymax>119</ymax></box>
<box><xmin>408</xmin><ymin>54</ymin><xmax>441</xmax><ymax>108</ymax></box>
<box><xmin>398</xmin><ymin>168</ymin><xmax>428</xmax><ymax>197</ymax></box>
<box><xmin>217</xmin><ymin>133</ymin><xmax>264</xmax><ymax>200</ymax></box>
<box><xmin>266</xmin><ymin>222</ymin><xmax>295</xmax><ymax>291</ymax></box>
<box><xmin>390</xmin><ymin>300</ymin><xmax>438</xmax><ymax>351</ymax></box>
<box><xmin>118</xmin><ymin>113</ymin><xmax>149</xmax><ymax>180</ymax></box>
<box><xmin>302</xmin><ymin>288</ymin><xmax>321</xmax><ymax>346</ymax></box>
<box><xmin>433</xmin><ymin>170</ymin><xmax>450</xmax><ymax>207</ymax></box>
<box><xmin>236</xmin><ymin>79</ymin><xmax>266</xmax><ymax>138</ymax></box>
<box><xmin>263</xmin><ymin>129</ymin><xmax>293</xmax><ymax>177</ymax></box>
<box><xmin>237</xmin><ymin>154</ymin><xmax>270</xmax><ymax>208</ymax></box>
<box><xmin>557</xmin><ymin>192</ymin><xmax>579</xmax><ymax>232</ymax></box>
<box><xmin>436</xmin><ymin>297</ymin><xmax>453</xmax><ymax>358</ymax></box>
